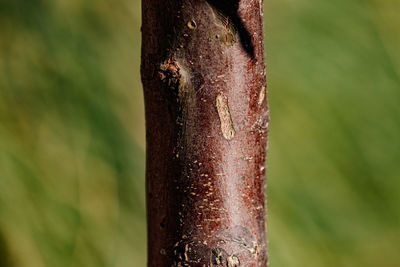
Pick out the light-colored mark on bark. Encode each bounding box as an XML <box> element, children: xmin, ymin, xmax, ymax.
<box><xmin>187</xmin><ymin>19</ymin><xmax>197</xmax><ymax>30</ymax></box>
<box><xmin>227</xmin><ymin>255</ymin><xmax>240</xmax><ymax>267</ymax></box>
<box><xmin>258</xmin><ymin>86</ymin><xmax>266</xmax><ymax>106</ymax></box>
<box><xmin>248</xmin><ymin>242</ymin><xmax>259</xmax><ymax>255</ymax></box>
<box><xmin>216</xmin><ymin>93</ymin><xmax>236</xmax><ymax>140</ymax></box>
<box><xmin>184</xmin><ymin>244</ymin><xmax>189</xmax><ymax>261</ymax></box>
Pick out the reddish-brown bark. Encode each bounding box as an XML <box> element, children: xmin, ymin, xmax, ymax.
<box><xmin>141</xmin><ymin>0</ymin><xmax>269</xmax><ymax>266</ymax></box>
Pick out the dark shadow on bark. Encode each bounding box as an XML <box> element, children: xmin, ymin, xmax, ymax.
<box><xmin>206</xmin><ymin>0</ymin><xmax>255</xmax><ymax>59</ymax></box>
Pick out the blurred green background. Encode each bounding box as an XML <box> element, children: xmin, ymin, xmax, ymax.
<box><xmin>0</xmin><ymin>0</ymin><xmax>399</xmax><ymax>266</ymax></box>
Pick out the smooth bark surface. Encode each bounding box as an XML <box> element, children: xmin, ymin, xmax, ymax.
<box><xmin>141</xmin><ymin>0</ymin><xmax>269</xmax><ymax>266</ymax></box>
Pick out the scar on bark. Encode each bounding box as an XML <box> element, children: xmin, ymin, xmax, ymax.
<box><xmin>216</xmin><ymin>93</ymin><xmax>236</xmax><ymax>140</ymax></box>
<box><xmin>226</xmin><ymin>255</ymin><xmax>240</xmax><ymax>267</ymax></box>
<box><xmin>258</xmin><ymin>86</ymin><xmax>266</xmax><ymax>106</ymax></box>
<box><xmin>206</xmin><ymin>0</ymin><xmax>255</xmax><ymax>58</ymax></box>
<box><xmin>187</xmin><ymin>19</ymin><xmax>197</xmax><ymax>30</ymax></box>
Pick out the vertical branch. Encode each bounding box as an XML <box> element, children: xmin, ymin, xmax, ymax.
<box><xmin>141</xmin><ymin>0</ymin><xmax>269</xmax><ymax>266</ymax></box>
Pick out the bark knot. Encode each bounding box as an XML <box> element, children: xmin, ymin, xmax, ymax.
<box><xmin>159</xmin><ymin>56</ymin><xmax>181</xmax><ymax>92</ymax></box>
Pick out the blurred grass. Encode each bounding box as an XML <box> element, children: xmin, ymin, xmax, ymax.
<box><xmin>0</xmin><ymin>0</ymin><xmax>399</xmax><ymax>266</ymax></box>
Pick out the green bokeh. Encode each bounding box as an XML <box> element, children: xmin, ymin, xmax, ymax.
<box><xmin>0</xmin><ymin>0</ymin><xmax>399</xmax><ymax>266</ymax></box>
